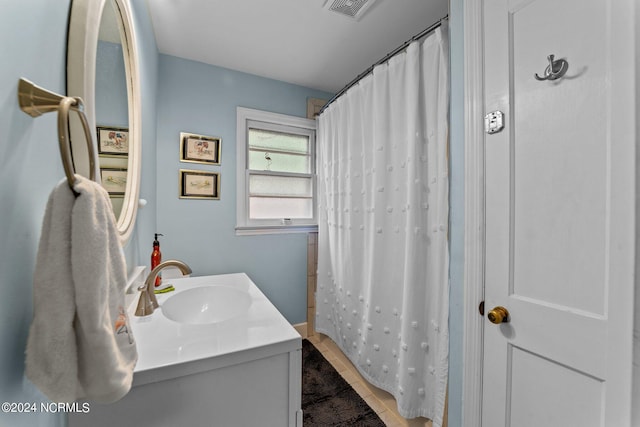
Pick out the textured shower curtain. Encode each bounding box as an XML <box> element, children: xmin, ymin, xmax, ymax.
<box><xmin>315</xmin><ymin>24</ymin><xmax>449</xmax><ymax>425</ymax></box>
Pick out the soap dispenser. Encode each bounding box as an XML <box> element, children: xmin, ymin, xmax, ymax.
<box><xmin>151</xmin><ymin>233</ymin><xmax>163</xmax><ymax>287</ymax></box>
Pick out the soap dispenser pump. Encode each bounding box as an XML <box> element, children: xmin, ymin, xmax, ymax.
<box><xmin>151</xmin><ymin>233</ymin><xmax>163</xmax><ymax>287</ymax></box>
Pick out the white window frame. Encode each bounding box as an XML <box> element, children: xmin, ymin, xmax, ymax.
<box><xmin>236</xmin><ymin>107</ymin><xmax>318</xmax><ymax>235</ymax></box>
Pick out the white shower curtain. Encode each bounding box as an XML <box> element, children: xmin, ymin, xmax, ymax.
<box><xmin>315</xmin><ymin>24</ymin><xmax>449</xmax><ymax>425</ymax></box>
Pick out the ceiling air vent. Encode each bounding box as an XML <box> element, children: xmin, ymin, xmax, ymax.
<box><xmin>324</xmin><ymin>0</ymin><xmax>378</xmax><ymax>20</ymax></box>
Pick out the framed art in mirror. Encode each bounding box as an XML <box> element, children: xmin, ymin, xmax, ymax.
<box><xmin>97</xmin><ymin>126</ymin><xmax>129</xmax><ymax>155</ymax></box>
<box><xmin>100</xmin><ymin>167</ymin><xmax>127</xmax><ymax>195</ymax></box>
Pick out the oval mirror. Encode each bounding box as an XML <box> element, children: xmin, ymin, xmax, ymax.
<box><xmin>67</xmin><ymin>0</ymin><xmax>141</xmax><ymax>245</ymax></box>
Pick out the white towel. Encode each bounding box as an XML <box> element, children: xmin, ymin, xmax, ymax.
<box><xmin>25</xmin><ymin>177</ymin><xmax>78</xmax><ymax>402</ymax></box>
<box><xmin>26</xmin><ymin>175</ymin><xmax>137</xmax><ymax>403</ymax></box>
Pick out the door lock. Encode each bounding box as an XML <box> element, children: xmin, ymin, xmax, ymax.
<box><xmin>484</xmin><ymin>111</ymin><xmax>504</xmax><ymax>134</ymax></box>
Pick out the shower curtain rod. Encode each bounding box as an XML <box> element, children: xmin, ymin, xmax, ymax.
<box><xmin>318</xmin><ymin>15</ymin><xmax>448</xmax><ymax>116</ymax></box>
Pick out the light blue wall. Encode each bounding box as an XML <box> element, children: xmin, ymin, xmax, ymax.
<box><xmin>0</xmin><ymin>1</ymin><xmax>71</xmax><ymax>426</ymax></box>
<box><xmin>155</xmin><ymin>55</ymin><xmax>333</xmax><ymax>324</ymax></box>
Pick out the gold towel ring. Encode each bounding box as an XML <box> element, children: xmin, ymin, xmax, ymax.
<box><xmin>57</xmin><ymin>97</ymin><xmax>96</xmax><ymax>190</ymax></box>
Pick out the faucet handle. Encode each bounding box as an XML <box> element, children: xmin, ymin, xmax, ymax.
<box><xmin>135</xmin><ymin>260</ymin><xmax>192</xmax><ymax>317</ymax></box>
<box><xmin>135</xmin><ymin>288</ymin><xmax>155</xmax><ymax>317</ymax></box>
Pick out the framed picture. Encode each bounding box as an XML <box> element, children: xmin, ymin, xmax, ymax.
<box><xmin>179</xmin><ymin>169</ymin><xmax>220</xmax><ymax>200</ymax></box>
<box><xmin>100</xmin><ymin>168</ymin><xmax>127</xmax><ymax>195</ymax></box>
<box><xmin>97</xmin><ymin>126</ymin><xmax>129</xmax><ymax>155</ymax></box>
<box><xmin>180</xmin><ymin>132</ymin><xmax>221</xmax><ymax>165</ymax></box>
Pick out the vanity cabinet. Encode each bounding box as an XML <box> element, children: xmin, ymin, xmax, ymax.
<box><xmin>69</xmin><ymin>345</ymin><xmax>302</xmax><ymax>427</ymax></box>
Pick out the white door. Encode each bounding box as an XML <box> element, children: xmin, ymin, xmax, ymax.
<box><xmin>482</xmin><ymin>0</ymin><xmax>636</xmax><ymax>426</ymax></box>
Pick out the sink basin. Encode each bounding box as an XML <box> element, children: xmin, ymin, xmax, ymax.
<box><xmin>161</xmin><ymin>286</ymin><xmax>252</xmax><ymax>325</ymax></box>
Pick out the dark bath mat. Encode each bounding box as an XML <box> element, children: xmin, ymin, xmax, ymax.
<box><xmin>302</xmin><ymin>339</ymin><xmax>386</xmax><ymax>427</ymax></box>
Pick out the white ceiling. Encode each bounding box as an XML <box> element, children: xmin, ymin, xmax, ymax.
<box><xmin>144</xmin><ymin>0</ymin><xmax>448</xmax><ymax>94</ymax></box>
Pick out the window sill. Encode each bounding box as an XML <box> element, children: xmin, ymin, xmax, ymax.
<box><xmin>235</xmin><ymin>224</ymin><xmax>318</xmax><ymax>236</ymax></box>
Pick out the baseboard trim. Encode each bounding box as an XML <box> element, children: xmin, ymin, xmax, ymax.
<box><xmin>293</xmin><ymin>322</ymin><xmax>308</xmax><ymax>339</ymax></box>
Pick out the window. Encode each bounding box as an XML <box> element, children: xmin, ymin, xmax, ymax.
<box><xmin>236</xmin><ymin>107</ymin><xmax>317</xmax><ymax>235</ymax></box>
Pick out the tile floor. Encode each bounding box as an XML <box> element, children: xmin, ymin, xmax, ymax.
<box><xmin>307</xmin><ymin>333</ymin><xmax>446</xmax><ymax>427</ymax></box>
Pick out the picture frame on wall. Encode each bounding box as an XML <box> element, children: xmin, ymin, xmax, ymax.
<box><xmin>97</xmin><ymin>126</ymin><xmax>129</xmax><ymax>155</ymax></box>
<box><xmin>100</xmin><ymin>167</ymin><xmax>127</xmax><ymax>195</ymax></box>
<box><xmin>179</xmin><ymin>169</ymin><xmax>220</xmax><ymax>200</ymax></box>
<box><xmin>180</xmin><ymin>132</ymin><xmax>222</xmax><ymax>165</ymax></box>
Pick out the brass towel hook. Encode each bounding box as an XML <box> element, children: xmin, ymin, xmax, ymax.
<box><xmin>18</xmin><ymin>78</ymin><xmax>96</xmax><ymax>190</ymax></box>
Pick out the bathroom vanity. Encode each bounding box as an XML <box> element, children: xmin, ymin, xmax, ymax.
<box><xmin>69</xmin><ymin>273</ymin><xmax>302</xmax><ymax>427</ymax></box>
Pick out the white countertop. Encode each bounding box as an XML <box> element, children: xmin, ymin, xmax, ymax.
<box><xmin>128</xmin><ymin>273</ymin><xmax>301</xmax><ymax>386</ymax></box>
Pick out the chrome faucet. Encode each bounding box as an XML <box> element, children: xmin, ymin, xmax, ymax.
<box><xmin>135</xmin><ymin>260</ymin><xmax>192</xmax><ymax>317</ymax></box>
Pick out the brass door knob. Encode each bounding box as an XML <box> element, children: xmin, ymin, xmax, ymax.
<box><xmin>487</xmin><ymin>306</ymin><xmax>510</xmax><ymax>324</ymax></box>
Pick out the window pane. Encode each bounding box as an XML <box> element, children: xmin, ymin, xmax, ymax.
<box><xmin>248</xmin><ymin>128</ymin><xmax>309</xmax><ymax>154</ymax></box>
<box><xmin>249</xmin><ymin>174</ymin><xmax>312</xmax><ymax>197</ymax></box>
<box><xmin>249</xmin><ymin>197</ymin><xmax>313</xmax><ymax>219</ymax></box>
<box><xmin>248</xmin><ymin>149</ymin><xmax>310</xmax><ymax>173</ymax></box>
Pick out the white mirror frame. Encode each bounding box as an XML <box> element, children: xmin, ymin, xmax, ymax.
<box><xmin>67</xmin><ymin>0</ymin><xmax>142</xmax><ymax>245</ymax></box>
